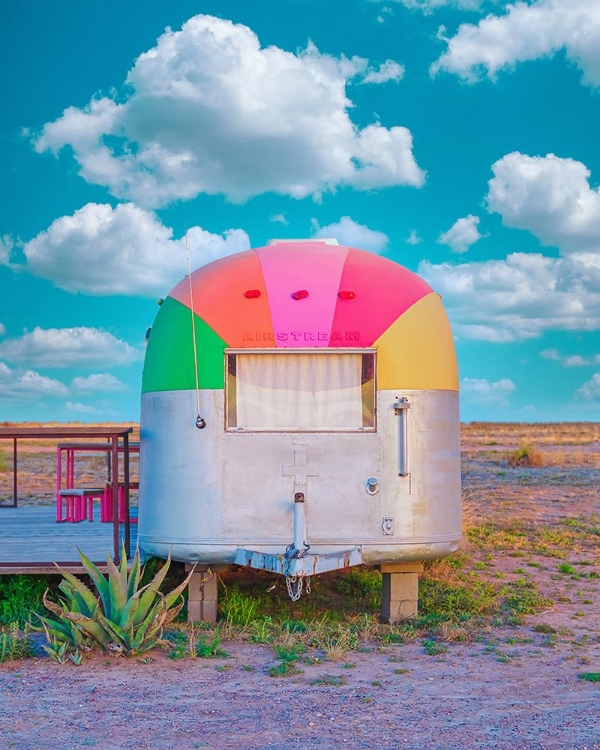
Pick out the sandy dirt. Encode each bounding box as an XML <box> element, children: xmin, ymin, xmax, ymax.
<box><xmin>1</xmin><ymin>425</ymin><xmax>599</xmax><ymax>749</ymax></box>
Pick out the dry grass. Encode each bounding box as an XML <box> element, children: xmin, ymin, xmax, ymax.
<box><xmin>462</xmin><ymin>422</ymin><xmax>600</xmax><ymax>446</ymax></box>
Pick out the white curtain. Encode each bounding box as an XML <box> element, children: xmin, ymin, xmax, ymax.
<box><xmin>235</xmin><ymin>353</ymin><xmax>363</xmax><ymax>430</ymax></box>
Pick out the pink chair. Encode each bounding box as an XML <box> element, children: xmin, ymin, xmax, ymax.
<box><xmin>101</xmin><ymin>483</ymin><xmax>139</xmax><ymax>523</ymax></box>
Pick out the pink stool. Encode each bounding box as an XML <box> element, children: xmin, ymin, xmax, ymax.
<box><xmin>57</xmin><ymin>488</ymin><xmax>104</xmax><ymax>522</ymax></box>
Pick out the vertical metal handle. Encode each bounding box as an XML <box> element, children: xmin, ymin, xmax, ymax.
<box><xmin>394</xmin><ymin>397</ymin><xmax>410</xmax><ymax>476</ymax></box>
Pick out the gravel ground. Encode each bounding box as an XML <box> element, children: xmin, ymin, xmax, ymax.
<box><xmin>1</xmin><ymin>431</ymin><xmax>599</xmax><ymax>749</ymax></box>
<box><xmin>1</xmin><ymin>639</ymin><xmax>600</xmax><ymax>750</ymax></box>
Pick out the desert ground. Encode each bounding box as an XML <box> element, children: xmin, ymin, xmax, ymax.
<box><xmin>0</xmin><ymin>422</ymin><xmax>599</xmax><ymax>749</ymax></box>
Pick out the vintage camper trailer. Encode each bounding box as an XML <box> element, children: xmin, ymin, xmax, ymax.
<box><xmin>139</xmin><ymin>239</ymin><xmax>460</xmax><ymax>612</ymax></box>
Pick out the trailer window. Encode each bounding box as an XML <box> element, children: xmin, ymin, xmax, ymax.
<box><xmin>226</xmin><ymin>352</ymin><xmax>375</xmax><ymax>431</ymax></box>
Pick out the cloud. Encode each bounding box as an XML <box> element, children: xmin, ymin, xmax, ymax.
<box><xmin>407</xmin><ymin>229</ymin><xmax>422</xmax><ymax>245</ymax></box>
<box><xmin>540</xmin><ymin>348</ymin><xmax>561</xmax><ymax>361</ymax></box>
<box><xmin>0</xmin><ymin>363</ymin><xmax>69</xmax><ymax>401</ymax></box>
<box><xmin>18</xmin><ymin>202</ymin><xmax>249</xmax><ymax>296</ymax></box>
<box><xmin>66</xmin><ymin>401</ymin><xmax>115</xmax><ymax>416</ymax></box>
<box><xmin>575</xmin><ymin>373</ymin><xmax>600</xmax><ymax>400</ymax></box>
<box><xmin>362</xmin><ymin>60</ymin><xmax>405</xmax><ymax>83</ymax></box>
<box><xmin>540</xmin><ymin>349</ymin><xmax>600</xmax><ymax>366</ymax></box>
<box><xmin>33</xmin><ymin>15</ymin><xmax>424</xmax><ymax>207</ymax></box>
<box><xmin>431</xmin><ymin>0</ymin><xmax>600</xmax><ymax>87</ymax></box>
<box><xmin>269</xmin><ymin>213</ymin><xmax>289</xmax><ymax>226</ymax></box>
<box><xmin>421</xmin><ymin>150</ymin><xmax>600</xmax><ymax>341</ymax></box>
<box><xmin>487</xmin><ymin>153</ymin><xmax>600</xmax><ymax>254</ymax></box>
<box><xmin>461</xmin><ymin>376</ymin><xmax>516</xmax><ymax>404</ymax></box>
<box><xmin>438</xmin><ymin>214</ymin><xmax>482</xmax><ymax>253</ymax></box>
<box><xmin>0</xmin><ymin>235</ymin><xmax>13</xmax><ymax>265</ymax></box>
<box><xmin>0</xmin><ymin>323</ymin><xmax>5</xmax><ymax>336</ymax></box>
<box><xmin>71</xmin><ymin>373</ymin><xmax>128</xmax><ymax>392</ymax></box>
<box><xmin>374</xmin><ymin>0</ymin><xmax>488</xmax><ymax>11</ymax></box>
<box><xmin>419</xmin><ymin>251</ymin><xmax>600</xmax><ymax>341</ymax></box>
<box><xmin>0</xmin><ymin>327</ymin><xmax>142</xmax><ymax>368</ymax></box>
<box><xmin>312</xmin><ymin>216</ymin><xmax>389</xmax><ymax>253</ymax></box>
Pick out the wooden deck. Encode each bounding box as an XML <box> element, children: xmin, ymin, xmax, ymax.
<box><xmin>0</xmin><ymin>506</ymin><xmax>138</xmax><ymax>573</ymax></box>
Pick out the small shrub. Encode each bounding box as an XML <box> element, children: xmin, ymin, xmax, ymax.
<box><xmin>268</xmin><ymin>661</ymin><xmax>303</xmax><ymax>678</ymax></box>
<box><xmin>220</xmin><ymin>587</ymin><xmax>263</xmax><ymax>627</ymax></box>
<box><xmin>557</xmin><ymin>563</ymin><xmax>575</xmax><ymax>575</ymax></box>
<box><xmin>273</xmin><ymin>641</ymin><xmax>306</xmax><ymax>663</ymax></box>
<box><xmin>195</xmin><ymin>633</ymin><xmax>229</xmax><ymax>659</ymax></box>
<box><xmin>508</xmin><ymin>442</ymin><xmax>545</xmax><ymax>468</ymax></box>
<box><xmin>247</xmin><ymin>617</ymin><xmax>274</xmax><ymax>644</ymax></box>
<box><xmin>532</xmin><ymin>623</ymin><xmax>557</xmax><ymax>634</ymax></box>
<box><xmin>0</xmin><ymin>623</ymin><xmax>35</xmax><ymax>662</ymax></box>
<box><xmin>164</xmin><ymin>629</ymin><xmax>188</xmax><ymax>659</ymax></box>
<box><xmin>312</xmin><ymin>674</ymin><xmax>346</xmax><ymax>686</ymax></box>
<box><xmin>422</xmin><ymin>639</ymin><xmax>447</xmax><ymax>655</ymax></box>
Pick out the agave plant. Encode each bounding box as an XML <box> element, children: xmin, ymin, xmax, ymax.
<box><xmin>36</xmin><ymin>545</ymin><xmax>193</xmax><ymax>657</ymax></box>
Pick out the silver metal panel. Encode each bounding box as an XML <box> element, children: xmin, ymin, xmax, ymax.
<box><xmin>222</xmin><ymin>431</ymin><xmax>380</xmax><ymax>544</ymax></box>
<box><xmin>139</xmin><ymin>388</ymin><xmax>461</xmax><ymax>565</ymax></box>
<box><xmin>234</xmin><ymin>546</ymin><xmax>363</xmax><ymax>576</ymax></box>
<box><xmin>139</xmin><ymin>389</ymin><xmax>223</xmax><ymax>550</ymax></box>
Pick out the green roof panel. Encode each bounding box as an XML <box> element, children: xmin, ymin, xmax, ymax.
<box><xmin>142</xmin><ymin>297</ymin><xmax>227</xmax><ymax>393</ymax></box>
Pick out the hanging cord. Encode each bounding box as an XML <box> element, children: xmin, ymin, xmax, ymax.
<box><xmin>186</xmin><ymin>234</ymin><xmax>206</xmax><ymax>429</ymax></box>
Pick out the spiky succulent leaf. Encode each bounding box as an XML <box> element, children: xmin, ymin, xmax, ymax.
<box><xmin>96</xmin><ymin>611</ymin><xmax>131</xmax><ymax>650</ymax></box>
<box><xmin>36</xmin><ymin>613</ymin><xmax>83</xmax><ymax>646</ymax></box>
<box><xmin>57</xmin><ymin>575</ymin><xmax>98</xmax><ymax>617</ymax></box>
<box><xmin>76</xmin><ymin>548</ymin><xmax>111</xmax><ymax>615</ymax></box>
<box><xmin>126</xmin><ymin>547</ymin><xmax>142</xmax><ymax>601</ymax></box>
<box><xmin>42</xmin><ymin>589</ymin><xmax>72</xmax><ymax>620</ymax></box>
<box><xmin>134</xmin><ymin>554</ymin><xmax>172</xmax><ymax>624</ymax></box>
<box><xmin>164</xmin><ymin>565</ymin><xmax>196</xmax><ymax>610</ymax></box>
<box><xmin>118</xmin><ymin>541</ymin><xmax>129</xmax><ymax>580</ymax></box>
<box><xmin>131</xmin><ymin>595</ymin><xmax>169</xmax><ymax>648</ymax></box>
<box><xmin>105</xmin><ymin>554</ymin><xmax>129</xmax><ymax>621</ymax></box>
<box><xmin>116</xmin><ymin>584</ymin><xmax>157</xmax><ymax>631</ymax></box>
<box><xmin>59</xmin><ymin>612</ymin><xmax>113</xmax><ymax>647</ymax></box>
<box><xmin>162</xmin><ymin>598</ymin><xmax>185</xmax><ymax>627</ymax></box>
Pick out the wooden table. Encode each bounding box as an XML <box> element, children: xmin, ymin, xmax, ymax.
<box><xmin>0</xmin><ymin>426</ymin><xmax>135</xmax><ymax>561</ymax></box>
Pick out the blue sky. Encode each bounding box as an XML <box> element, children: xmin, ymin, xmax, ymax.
<box><xmin>2</xmin><ymin>0</ymin><xmax>600</xmax><ymax>423</ymax></box>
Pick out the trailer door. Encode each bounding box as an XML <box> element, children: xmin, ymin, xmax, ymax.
<box><xmin>222</xmin><ymin>350</ymin><xmax>380</xmax><ymax>543</ymax></box>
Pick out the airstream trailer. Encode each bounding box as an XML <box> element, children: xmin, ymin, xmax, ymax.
<box><xmin>139</xmin><ymin>239</ymin><xmax>461</xmax><ymax>618</ymax></box>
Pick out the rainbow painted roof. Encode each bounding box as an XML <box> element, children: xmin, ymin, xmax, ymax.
<box><xmin>142</xmin><ymin>241</ymin><xmax>458</xmax><ymax>392</ymax></box>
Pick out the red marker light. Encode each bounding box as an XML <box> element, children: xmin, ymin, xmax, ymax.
<box><xmin>244</xmin><ymin>289</ymin><xmax>261</xmax><ymax>298</ymax></box>
<box><xmin>291</xmin><ymin>290</ymin><xmax>309</xmax><ymax>300</ymax></box>
<box><xmin>338</xmin><ymin>290</ymin><xmax>356</xmax><ymax>300</ymax></box>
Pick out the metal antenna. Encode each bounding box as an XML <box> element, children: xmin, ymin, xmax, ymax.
<box><xmin>186</xmin><ymin>234</ymin><xmax>206</xmax><ymax>429</ymax></box>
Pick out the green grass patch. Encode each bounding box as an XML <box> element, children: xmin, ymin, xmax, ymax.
<box><xmin>336</xmin><ymin>567</ymin><xmax>381</xmax><ymax>611</ymax></box>
<box><xmin>0</xmin><ymin>576</ymin><xmax>50</xmax><ymax>627</ymax></box>
<box><xmin>422</xmin><ymin>639</ymin><xmax>447</xmax><ymax>656</ymax></box>
<box><xmin>419</xmin><ymin>571</ymin><xmax>499</xmax><ymax>622</ymax></box>
<box><xmin>578</xmin><ymin>672</ymin><xmax>600</xmax><ymax>683</ymax></box>
<box><xmin>312</xmin><ymin>674</ymin><xmax>346</xmax><ymax>686</ymax></box>
<box><xmin>194</xmin><ymin>633</ymin><xmax>229</xmax><ymax>659</ymax></box>
<box><xmin>268</xmin><ymin>661</ymin><xmax>303</xmax><ymax>678</ymax></box>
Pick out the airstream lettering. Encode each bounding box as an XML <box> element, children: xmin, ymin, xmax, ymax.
<box><xmin>139</xmin><ymin>239</ymin><xmax>461</xmax><ymax>617</ymax></box>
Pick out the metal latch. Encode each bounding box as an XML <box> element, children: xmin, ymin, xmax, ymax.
<box><xmin>382</xmin><ymin>516</ymin><xmax>395</xmax><ymax>535</ymax></box>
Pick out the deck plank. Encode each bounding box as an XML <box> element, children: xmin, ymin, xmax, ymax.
<box><xmin>0</xmin><ymin>506</ymin><xmax>138</xmax><ymax>570</ymax></box>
